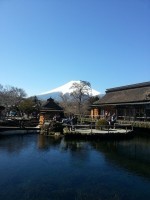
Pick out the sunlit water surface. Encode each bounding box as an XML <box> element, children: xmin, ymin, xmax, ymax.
<box><xmin>0</xmin><ymin>133</ymin><xmax>150</xmax><ymax>200</ymax></box>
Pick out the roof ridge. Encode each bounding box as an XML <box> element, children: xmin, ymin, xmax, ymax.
<box><xmin>106</xmin><ymin>81</ymin><xmax>150</xmax><ymax>93</ymax></box>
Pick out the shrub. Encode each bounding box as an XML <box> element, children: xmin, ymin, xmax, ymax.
<box><xmin>48</xmin><ymin>121</ymin><xmax>63</xmax><ymax>133</ymax></box>
<box><xmin>95</xmin><ymin>119</ymin><xmax>108</xmax><ymax>130</ymax></box>
<box><xmin>63</xmin><ymin>126</ymin><xmax>70</xmax><ymax>134</ymax></box>
<box><xmin>41</xmin><ymin>120</ymin><xmax>63</xmax><ymax>134</ymax></box>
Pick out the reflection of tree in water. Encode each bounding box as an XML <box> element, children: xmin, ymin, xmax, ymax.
<box><xmin>61</xmin><ymin>139</ymin><xmax>88</xmax><ymax>151</ymax></box>
<box><xmin>38</xmin><ymin>136</ymin><xmax>91</xmax><ymax>163</ymax></box>
<box><xmin>62</xmin><ymin>139</ymin><xmax>91</xmax><ymax>164</ymax></box>
<box><xmin>90</xmin><ymin>136</ymin><xmax>150</xmax><ymax>179</ymax></box>
<box><xmin>0</xmin><ymin>134</ymin><xmax>36</xmax><ymax>154</ymax></box>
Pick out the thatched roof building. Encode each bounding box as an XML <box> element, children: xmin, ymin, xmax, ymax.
<box><xmin>39</xmin><ymin>98</ymin><xmax>64</xmax><ymax>126</ymax></box>
<box><xmin>41</xmin><ymin>98</ymin><xmax>63</xmax><ymax>112</ymax></box>
<box><xmin>91</xmin><ymin>82</ymin><xmax>150</xmax><ymax>121</ymax></box>
<box><xmin>94</xmin><ymin>82</ymin><xmax>150</xmax><ymax>106</ymax></box>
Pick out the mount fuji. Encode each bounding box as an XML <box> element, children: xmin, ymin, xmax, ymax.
<box><xmin>36</xmin><ymin>81</ymin><xmax>100</xmax><ymax>100</ymax></box>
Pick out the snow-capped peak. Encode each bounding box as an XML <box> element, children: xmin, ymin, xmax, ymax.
<box><xmin>39</xmin><ymin>80</ymin><xmax>100</xmax><ymax>96</ymax></box>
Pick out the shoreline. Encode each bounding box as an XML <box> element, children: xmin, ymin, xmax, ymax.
<box><xmin>0</xmin><ymin>126</ymin><xmax>40</xmax><ymax>135</ymax></box>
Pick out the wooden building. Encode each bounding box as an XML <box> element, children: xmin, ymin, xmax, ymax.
<box><xmin>39</xmin><ymin>98</ymin><xmax>64</xmax><ymax>126</ymax></box>
<box><xmin>91</xmin><ymin>82</ymin><xmax>150</xmax><ymax>121</ymax></box>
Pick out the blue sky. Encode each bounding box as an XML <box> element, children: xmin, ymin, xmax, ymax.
<box><xmin>0</xmin><ymin>0</ymin><xmax>150</xmax><ymax>97</ymax></box>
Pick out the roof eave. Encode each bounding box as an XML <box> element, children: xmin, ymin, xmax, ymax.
<box><xmin>92</xmin><ymin>101</ymin><xmax>150</xmax><ymax>107</ymax></box>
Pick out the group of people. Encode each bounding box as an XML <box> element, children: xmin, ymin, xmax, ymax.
<box><xmin>105</xmin><ymin>111</ymin><xmax>117</xmax><ymax>125</ymax></box>
<box><xmin>62</xmin><ymin>115</ymin><xmax>78</xmax><ymax>131</ymax></box>
<box><xmin>53</xmin><ymin>114</ymin><xmax>61</xmax><ymax>122</ymax></box>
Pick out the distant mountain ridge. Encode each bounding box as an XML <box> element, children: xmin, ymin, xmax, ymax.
<box><xmin>37</xmin><ymin>81</ymin><xmax>100</xmax><ymax>100</ymax></box>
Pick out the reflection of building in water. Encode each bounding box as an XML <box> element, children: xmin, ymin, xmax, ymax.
<box><xmin>91</xmin><ymin>136</ymin><xmax>150</xmax><ymax>179</ymax></box>
<box><xmin>37</xmin><ymin>135</ymin><xmax>46</xmax><ymax>149</ymax></box>
<box><xmin>37</xmin><ymin>134</ymin><xmax>62</xmax><ymax>149</ymax></box>
<box><xmin>117</xmin><ymin>138</ymin><xmax>150</xmax><ymax>163</ymax></box>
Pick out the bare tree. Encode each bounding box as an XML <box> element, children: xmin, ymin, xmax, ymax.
<box><xmin>0</xmin><ymin>84</ymin><xmax>27</xmax><ymax>114</ymax></box>
<box><xmin>59</xmin><ymin>93</ymin><xmax>75</xmax><ymax>116</ymax></box>
<box><xmin>70</xmin><ymin>80</ymin><xmax>92</xmax><ymax>115</ymax></box>
<box><xmin>6</xmin><ymin>86</ymin><xmax>27</xmax><ymax>105</ymax></box>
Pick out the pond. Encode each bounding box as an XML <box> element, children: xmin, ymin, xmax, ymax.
<box><xmin>0</xmin><ymin>133</ymin><xmax>150</xmax><ymax>200</ymax></box>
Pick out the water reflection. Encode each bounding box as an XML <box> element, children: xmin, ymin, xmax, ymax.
<box><xmin>0</xmin><ymin>134</ymin><xmax>36</xmax><ymax>154</ymax></box>
<box><xmin>38</xmin><ymin>135</ymin><xmax>91</xmax><ymax>164</ymax></box>
<box><xmin>0</xmin><ymin>134</ymin><xmax>150</xmax><ymax>200</ymax></box>
<box><xmin>37</xmin><ymin>135</ymin><xmax>62</xmax><ymax>150</ymax></box>
<box><xmin>91</xmin><ymin>136</ymin><xmax>150</xmax><ymax>179</ymax></box>
<box><xmin>36</xmin><ymin>134</ymin><xmax>150</xmax><ymax>179</ymax></box>
<box><xmin>1</xmin><ymin>134</ymin><xmax>150</xmax><ymax>180</ymax></box>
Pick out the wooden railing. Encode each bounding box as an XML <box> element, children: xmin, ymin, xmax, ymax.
<box><xmin>62</xmin><ymin>123</ymin><xmax>133</xmax><ymax>134</ymax></box>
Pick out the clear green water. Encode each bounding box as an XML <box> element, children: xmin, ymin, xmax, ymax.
<box><xmin>0</xmin><ymin>134</ymin><xmax>150</xmax><ymax>200</ymax></box>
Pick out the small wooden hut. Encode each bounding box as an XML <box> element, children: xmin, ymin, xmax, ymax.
<box><xmin>39</xmin><ymin>98</ymin><xmax>64</xmax><ymax>126</ymax></box>
<box><xmin>91</xmin><ymin>82</ymin><xmax>150</xmax><ymax>121</ymax></box>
